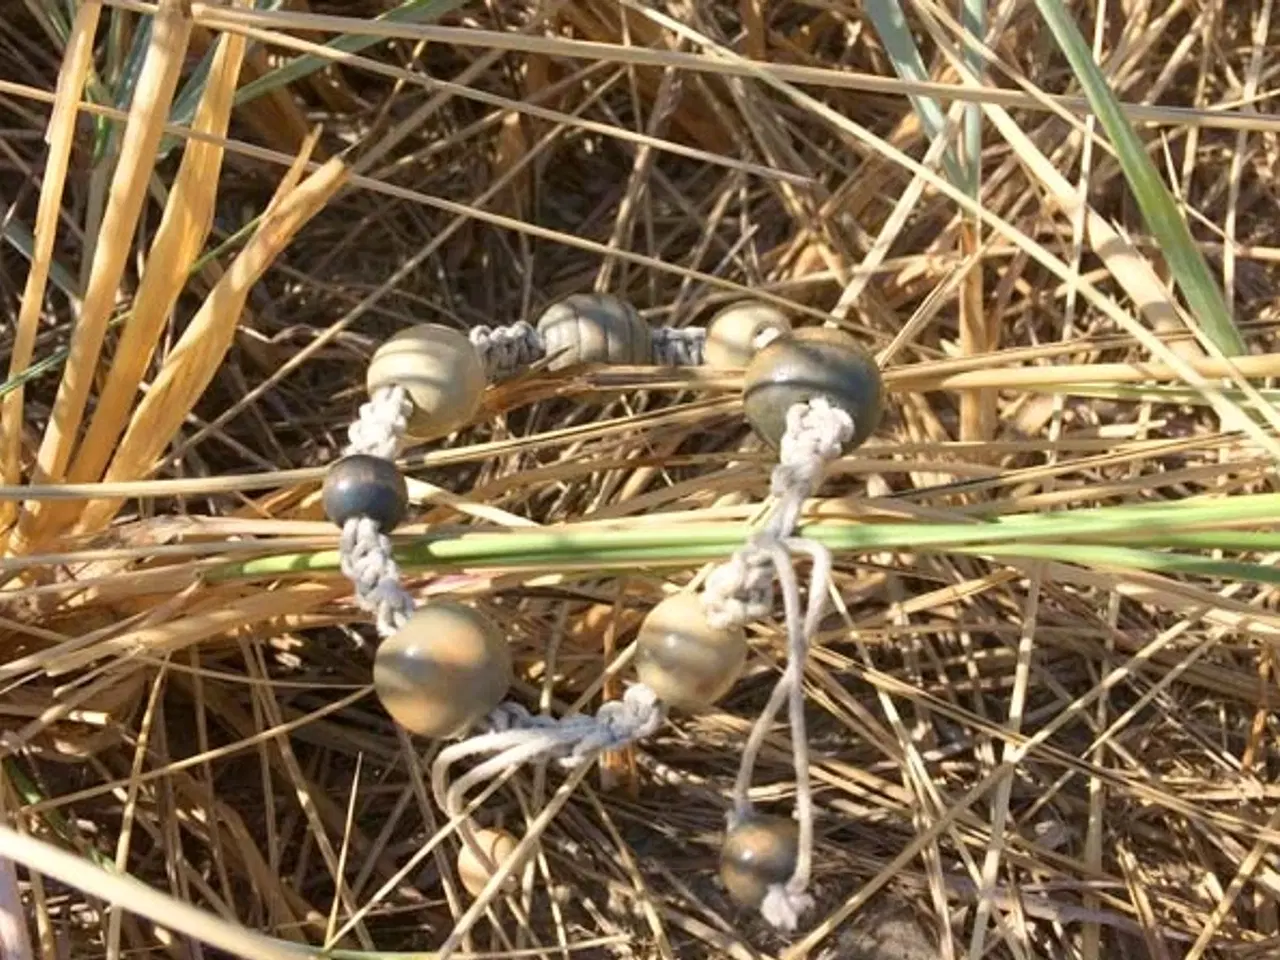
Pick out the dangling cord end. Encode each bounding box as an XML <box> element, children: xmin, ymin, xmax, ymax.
<box><xmin>430</xmin><ymin>684</ymin><xmax>666</xmax><ymax>860</ymax></box>
<box><xmin>758</xmin><ymin>538</ymin><xmax>833</xmax><ymax>932</ymax></box>
<box><xmin>760</xmin><ymin>883</ymin><xmax>815</xmax><ymax>933</ymax></box>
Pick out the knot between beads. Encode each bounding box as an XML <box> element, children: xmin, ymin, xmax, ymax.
<box><xmin>346</xmin><ymin>385</ymin><xmax>411</xmax><ymax>460</ymax></box>
<box><xmin>702</xmin><ymin>539</ymin><xmax>776</xmax><ymax>629</ymax></box>
<box><xmin>470</xmin><ymin>321</ymin><xmax>546</xmax><ymax>378</ymax></box>
<box><xmin>566</xmin><ymin>684</ymin><xmax>664</xmax><ymax>762</ymax></box>
<box><xmin>771</xmin><ymin>398</ymin><xmax>854</xmax><ymax>500</ymax></box>
<box><xmin>651</xmin><ymin>326</ymin><xmax>706</xmax><ymax>366</ymax></box>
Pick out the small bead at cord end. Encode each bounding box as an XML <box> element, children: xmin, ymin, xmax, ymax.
<box><xmin>457</xmin><ymin>827</ymin><xmax>519</xmax><ymax>898</ymax></box>
<box><xmin>720</xmin><ymin>814</ymin><xmax>800</xmax><ymax>910</ymax></box>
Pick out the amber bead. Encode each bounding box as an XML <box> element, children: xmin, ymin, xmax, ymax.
<box><xmin>373</xmin><ymin>603</ymin><xmax>512</xmax><ymax>738</ymax></box>
<box><xmin>704</xmin><ymin>301</ymin><xmax>791</xmax><ymax>369</ymax></box>
<box><xmin>635</xmin><ymin>592</ymin><xmax>747</xmax><ymax>711</ymax></box>
<box><xmin>322</xmin><ymin>454</ymin><xmax>408</xmax><ymax>531</ymax></box>
<box><xmin>720</xmin><ymin>815</ymin><xmax>800</xmax><ymax>909</ymax></box>
<box><xmin>742</xmin><ymin>326</ymin><xmax>883</xmax><ymax>451</ymax></box>
<box><xmin>535</xmin><ymin>293</ymin><xmax>650</xmax><ymax>370</ymax></box>
<box><xmin>457</xmin><ymin>827</ymin><xmax>519</xmax><ymax>897</ymax></box>
<box><xmin>366</xmin><ymin>324</ymin><xmax>485</xmax><ymax>439</ymax></box>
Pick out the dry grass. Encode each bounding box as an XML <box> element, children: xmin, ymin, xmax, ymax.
<box><xmin>1</xmin><ymin>1</ymin><xmax>1280</xmax><ymax>958</ymax></box>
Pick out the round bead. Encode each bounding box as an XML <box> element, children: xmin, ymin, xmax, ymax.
<box><xmin>635</xmin><ymin>592</ymin><xmax>747</xmax><ymax>710</ymax></box>
<box><xmin>322</xmin><ymin>454</ymin><xmax>408</xmax><ymax>531</ymax></box>
<box><xmin>535</xmin><ymin>293</ymin><xmax>650</xmax><ymax>370</ymax></box>
<box><xmin>457</xmin><ymin>827</ymin><xmax>519</xmax><ymax>898</ymax></box>
<box><xmin>367</xmin><ymin>324</ymin><xmax>485</xmax><ymax>439</ymax></box>
<box><xmin>704</xmin><ymin>301</ymin><xmax>792</xmax><ymax>369</ymax></box>
<box><xmin>742</xmin><ymin>326</ymin><xmax>883</xmax><ymax>451</ymax></box>
<box><xmin>720</xmin><ymin>815</ymin><xmax>800</xmax><ymax>909</ymax></box>
<box><xmin>373</xmin><ymin>602</ymin><xmax>512</xmax><ymax>739</ymax></box>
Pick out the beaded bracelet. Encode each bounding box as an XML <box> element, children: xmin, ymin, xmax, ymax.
<box><xmin>323</xmin><ymin>292</ymin><xmax>884</xmax><ymax>936</ymax></box>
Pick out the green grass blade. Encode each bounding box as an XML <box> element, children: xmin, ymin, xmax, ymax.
<box><xmin>1020</xmin><ymin>380</ymin><xmax>1280</xmax><ymax>411</ymax></box>
<box><xmin>110</xmin><ymin>6</ymin><xmax>149</xmax><ymax>109</ymax></box>
<box><xmin>960</xmin><ymin>0</ymin><xmax>985</xmax><ymax>198</ymax></box>
<box><xmin>158</xmin><ymin>0</ymin><xmax>465</xmax><ymax>159</ymax></box>
<box><xmin>156</xmin><ymin>0</ymin><xmax>283</xmax><ymax>159</ymax></box>
<box><xmin>0</xmin><ymin>313</ymin><xmax>129</xmax><ymax>402</ymax></box>
<box><xmin>957</xmin><ymin>543</ymin><xmax>1280</xmax><ymax>586</ymax></box>
<box><xmin>213</xmin><ymin>491</ymin><xmax>1280</xmax><ymax>581</ymax></box>
<box><xmin>0</xmin><ymin>207</ymin><xmax>259</xmax><ymax>401</ymax></box>
<box><xmin>233</xmin><ymin>0</ymin><xmax>466</xmax><ymax>106</ymax></box>
<box><xmin>864</xmin><ymin>0</ymin><xmax>966</xmax><ymax>186</ymax></box>
<box><xmin>0</xmin><ymin>218</ymin><xmax>83</xmax><ymax>302</ymax></box>
<box><xmin>1032</xmin><ymin>0</ymin><xmax>1246</xmax><ymax>356</ymax></box>
<box><xmin>158</xmin><ymin>43</ymin><xmax>215</xmax><ymax>158</ymax></box>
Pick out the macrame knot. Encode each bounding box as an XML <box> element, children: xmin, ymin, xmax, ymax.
<box><xmin>760</xmin><ymin>883</ymin><xmax>815</xmax><ymax>933</ymax></box>
<box><xmin>482</xmin><ymin>701</ymin><xmax>550</xmax><ymax>734</ymax></box>
<box><xmin>771</xmin><ymin>397</ymin><xmax>853</xmax><ymax>500</ymax></box>
<box><xmin>564</xmin><ymin>684</ymin><xmax>665</xmax><ymax>764</ymax></box>
<box><xmin>651</xmin><ymin>326</ymin><xmax>706</xmax><ymax>367</ymax></box>
<box><xmin>339</xmin><ymin>516</ymin><xmax>415</xmax><ymax>636</ymax></box>
<box><xmin>701</xmin><ymin>536</ymin><xmax>776</xmax><ymax>629</ymax></box>
<box><xmin>470</xmin><ymin>321</ymin><xmax>546</xmax><ymax>378</ymax></box>
<box><xmin>346</xmin><ymin>385</ymin><xmax>411</xmax><ymax>460</ymax></box>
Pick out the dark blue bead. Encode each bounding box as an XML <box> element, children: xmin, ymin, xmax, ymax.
<box><xmin>323</xmin><ymin>454</ymin><xmax>408</xmax><ymax>530</ymax></box>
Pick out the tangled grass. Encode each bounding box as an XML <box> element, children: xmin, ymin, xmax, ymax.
<box><xmin>2</xmin><ymin>1</ymin><xmax>1280</xmax><ymax>958</ymax></box>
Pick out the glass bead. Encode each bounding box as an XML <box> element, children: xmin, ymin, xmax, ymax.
<box><xmin>322</xmin><ymin>454</ymin><xmax>408</xmax><ymax>531</ymax></box>
<box><xmin>456</xmin><ymin>827</ymin><xmax>518</xmax><ymax>897</ymax></box>
<box><xmin>373</xmin><ymin>602</ymin><xmax>511</xmax><ymax>738</ymax></box>
<box><xmin>635</xmin><ymin>592</ymin><xmax>747</xmax><ymax>710</ymax></box>
<box><xmin>536</xmin><ymin>293</ymin><xmax>650</xmax><ymax>370</ymax></box>
<box><xmin>367</xmin><ymin>324</ymin><xmax>486</xmax><ymax>439</ymax></box>
<box><xmin>742</xmin><ymin>326</ymin><xmax>883</xmax><ymax>451</ymax></box>
<box><xmin>704</xmin><ymin>301</ymin><xmax>791</xmax><ymax>369</ymax></box>
<box><xmin>720</xmin><ymin>815</ymin><xmax>800</xmax><ymax>909</ymax></box>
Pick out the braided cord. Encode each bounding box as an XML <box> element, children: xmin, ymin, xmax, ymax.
<box><xmin>702</xmin><ymin>396</ymin><xmax>852</xmax><ymax>931</ymax></box>
<box><xmin>338</xmin><ymin>385</ymin><xmax>416</xmax><ymax>637</ymax></box>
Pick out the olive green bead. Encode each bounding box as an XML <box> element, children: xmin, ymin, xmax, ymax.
<box><xmin>322</xmin><ymin>454</ymin><xmax>408</xmax><ymax>531</ymax></box>
<box><xmin>635</xmin><ymin>592</ymin><xmax>747</xmax><ymax>710</ymax></box>
<box><xmin>720</xmin><ymin>815</ymin><xmax>800</xmax><ymax>909</ymax></box>
<box><xmin>367</xmin><ymin>324</ymin><xmax>485</xmax><ymax>439</ymax></box>
<box><xmin>704</xmin><ymin>301</ymin><xmax>791</xmax><ymax>369</ymax></box>
<box><xmin>535</xmin><ymin>293</ymin><xmax>650</xmax><ymax>370</ymax></box>
<box><xmin>373</xmin><ymin>603</ymin><xmax>512</xmax><ymax>739</ymax></box>
<box><xmin>742</xmin><ymin>326</ymin><xmax>883</xmax><ymax>451</ymax></box>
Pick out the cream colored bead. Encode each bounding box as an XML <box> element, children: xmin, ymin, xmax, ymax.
<box><xmin>635</xmin><ymin>592</ymin><xmax>747</xmax><ymax>710</ymax></box>
<box><xmin>704</xmin><ymin>301</ymin><xmax>791</xmax><ymax>369</ymax></box>
<box><xmin>373</xmin><ymin>603</ymin><xmax>512</xmax><ymax>739</ymax></box>
<box><xmin>366</xmin><ymin>324</ymin><xmax>485</xmax><ymax>439</ymax></box>
<box><xmin>457</xmin><ymin>827</ymin><xmax>519</xmax><ymax>898</ymax></box>
<box><xmin>535</xmin><ymin>293</ymin><xmax>650</xmax><ymax>370</ymax></box>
